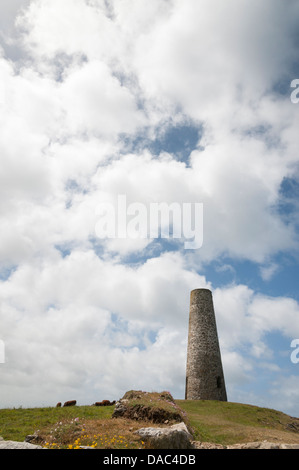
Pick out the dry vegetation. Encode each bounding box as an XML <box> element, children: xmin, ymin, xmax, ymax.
<box><xmin>40</xmin><ymin>416</ymin><xmax>148</xmax><ymax>449</ymax></box>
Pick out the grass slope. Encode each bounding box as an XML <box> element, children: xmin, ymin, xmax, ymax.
<box><xmin>0</xmin><ymin>396</ymin><xmax>299</xmax><ymax>448</ymax></box>
<box><xmin>177</xmin><ymin>400</ymin><xmax>299</xmax><ymax>446</ymax></box>
<box><xmin>0</xmin><ymin>405</ymin><xmax>112</xmax><ymax>445</ymax></box>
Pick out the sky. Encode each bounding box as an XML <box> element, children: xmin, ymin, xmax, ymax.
<box><xmin>0</xmin><ymin>0</ymin><xmax>299</xmax><ymax>417</ymax></box>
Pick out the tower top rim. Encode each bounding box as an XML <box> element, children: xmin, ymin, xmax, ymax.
<box><xmin>190</xmin><ymin>288</ymin><xmax>212</xmax><ymax>294</ymax></box>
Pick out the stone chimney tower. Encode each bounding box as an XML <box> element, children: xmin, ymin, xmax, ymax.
<box><xmin>185</xmin><ymin>288</ymin><xmax>227</xmax><ymax>401</ymax></box>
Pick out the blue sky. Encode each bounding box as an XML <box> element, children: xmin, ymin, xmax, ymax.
<box><xmin>0</xmin><ymin>0</ymin><xmax>299</xmax><ymax>417</ymax></box>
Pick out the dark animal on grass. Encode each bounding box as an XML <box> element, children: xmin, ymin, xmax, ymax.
<box><xmin>63</xmin><ymin>400</ymin><xmax>76</xmax><ymax>407</ymax></box>
<box><xmin>94</xmin><ymin>400</ymin><xmax>115</xmax><ymax>406</ymax></box>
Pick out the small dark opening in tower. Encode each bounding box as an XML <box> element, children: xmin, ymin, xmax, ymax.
<box><xmin>216</xmin><ymin>376</ymin><xmax>222</xmax><ymax>389</ymax></box>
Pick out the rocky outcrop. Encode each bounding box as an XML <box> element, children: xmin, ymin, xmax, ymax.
<box><xmin>112</xmin><ymin>398</ymin><xmax>130</xmax><ymax>418</ymax></box>
<box><xmin>113</xmin><ymin>401</ymin><xmax>182</xmax><ymax>423</ymax></box>
<box><xmin>193</xmin><ymin>440</ymin><xmax>299</xmax><ymax>449</ymax></box>
<box><xmin>0</xmin><ymin>436</ymin><xmax>43</xmax><ymax>449</ymax></box>
<box><xmin>135</xmin><ymin>422</ymin><xmax>194</xmax><ymax>449</ymax></box>
<box><xmin>112</xmin><ymin>391</ymin><xmax>183</xmax><ymax>423</ymax></box>
<box><xmin>228</xmin><ymin>441</ymin><xmax>299</xmax><ymax>449</ymax></box>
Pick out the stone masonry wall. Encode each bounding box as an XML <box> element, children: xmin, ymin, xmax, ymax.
<box><xmin>185</xmin><ymin>288</ymin><xmax>227</xmax><ymax>401</ymax></box>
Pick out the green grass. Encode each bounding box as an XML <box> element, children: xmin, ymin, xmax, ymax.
<box><xmin>176</xmin><ymin>399</ymin><xmax>299</xmax><ymax>445</ymax></box>
<box><xmin>0</xmin><ymin>405</ymin><xmax>113</xmax><ymax>443</ymax></box>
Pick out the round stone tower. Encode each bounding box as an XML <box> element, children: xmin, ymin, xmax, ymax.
<box><xmin>185</xmin><ymin>288</ymin><xmax>227</xmax><ymax>401</ymax></box>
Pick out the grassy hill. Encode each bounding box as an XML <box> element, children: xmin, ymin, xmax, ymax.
<box><xmin>177</xmin><ymin>399</ymin><xmax>299</xmax><ymax>446</ymax></box>
<box><xmin>0</xmin><ymin>393</ymin><xmax>299</xmax><ymax>449</ymax></box>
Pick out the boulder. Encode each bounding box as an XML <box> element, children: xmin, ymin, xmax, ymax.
<box><xmin>135</xmin><ymin>422</ymin><xmax>194</xmax><ymax>449</ymax></box>
<box><xmin>0</xmin><ymin>439</ymin><xmax>43</xmax><ymax>449</ymax></box>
